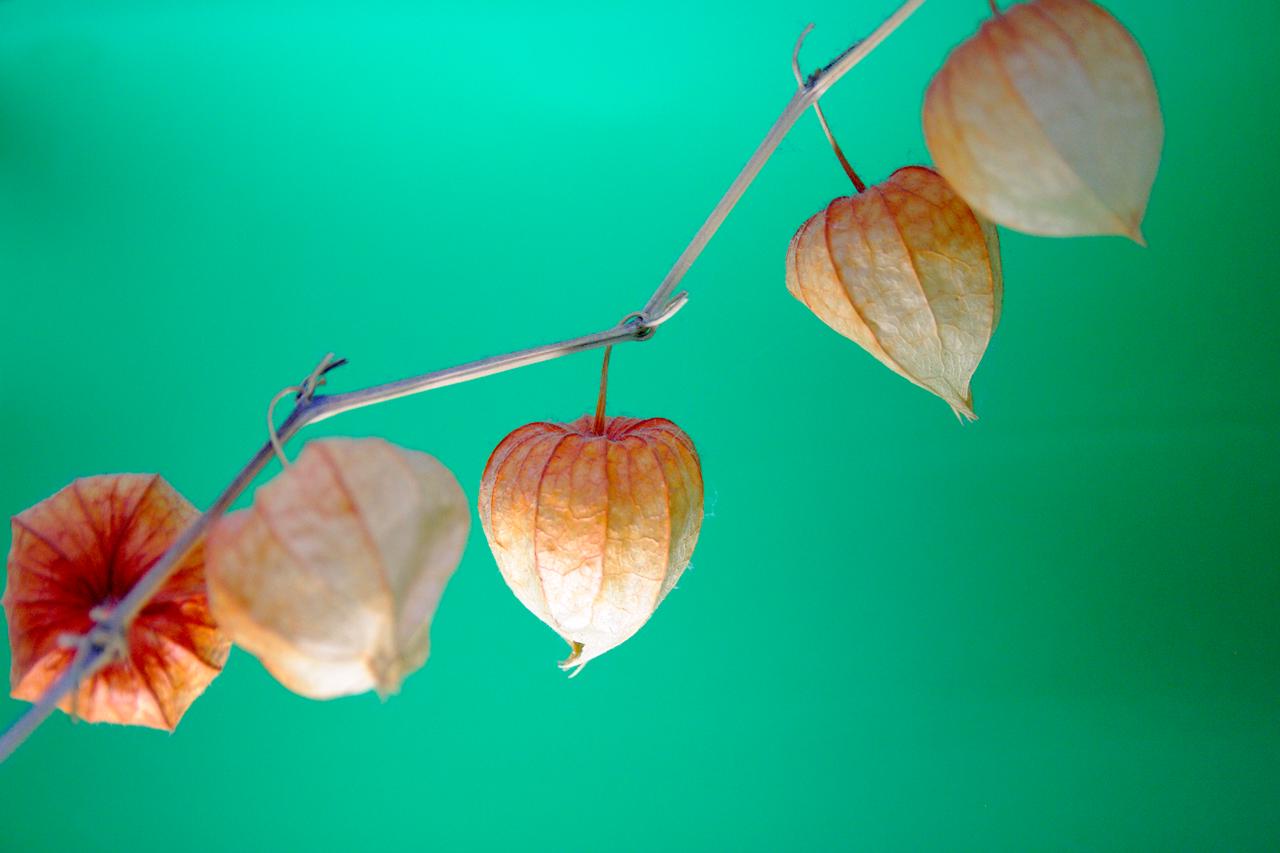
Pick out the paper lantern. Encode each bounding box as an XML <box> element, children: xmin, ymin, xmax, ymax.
<box><xmin>4</xmin><ymin>474</ymin><xmax>228</xmax><ymax>730</ymax></box>
<box><xmin>923</xmin><ymin>0</ymin><xmax>1163</xmax><ymax>240</ymax></box>
<box><xmin>786</xmin><ymin>165</ymin><xmax>1003</xmax><ymax>419</ymax></box>
<box><xmin>206</xmin><ymin>438</ymin><xmax>469</xmax><ymax>699</ymax></box>
<box><xmin>479</xmin><ymin>409</ymin><xmax>703</xmax><ymax>674</ymax></box>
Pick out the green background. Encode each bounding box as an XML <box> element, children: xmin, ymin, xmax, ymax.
<box><xmin>0</xmin><ymin>1</ymin><xmax>1276</xmax><ymax>850</ymax></box>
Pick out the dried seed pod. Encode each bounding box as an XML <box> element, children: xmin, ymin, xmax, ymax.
<box><xmin>3</xmin><ymin>475</ymin><xmax>228</xmax><ymax>730</ymax></box>
<box><xmin>478</xmin><ymin>360</ymin><xmax>703</xmax><ymax>674</ymax></box>
<box><xmin>786</xmin><ymin>165</ymin><xmax>1003</xmax><ymax>420</ymax></box>
<box><xmin>206</xmin><ymin>438</ymin><xmax>469</xmax><ymax>699</ymax></box>
<box><xmin>923</xmin><ymin>0</ymin><xmax>1163</xmax><ymax>241</ymax></box>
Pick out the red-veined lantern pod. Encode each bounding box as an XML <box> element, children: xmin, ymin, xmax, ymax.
<box><xmin>786</xmin><ymin>165</ymin><xmax>1003</xmax><ymax>420</ymax></box>
<box><xmin>478</xmin><ymin>356</ymin><xmax>703</xmax><ymax>675</ymax></box>
<box><xmin>923</xmin><ymin>0</ymin><xmax>1163</xmax><ymax>241</ymax></box>
<box><xmin>3</xmin><ymin>475</ymin><xmax>228</xmax><ymax>730</ymax></box>
<box><xmin>206</xmin><ymin>438</ymin><xmax>470</xmax><ymax>699</ymax></box>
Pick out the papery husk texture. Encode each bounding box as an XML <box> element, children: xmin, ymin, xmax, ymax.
<box><xmin>206</xmin><ymin>438</ymin><xmax>469</xmax><ymax>699</ymax></box>
<box><xmin>3</xmin><ymin>474</ymin><xmax>229</xmax><ymax>730</ymax></box>
<box><xmin>923</xmin><ymin>0</ymin><xmax>1163</xmax><ymax>240</ymax></box>
<box><xmin>478</xmin><ymin>415</ymin><xmax>703</xmax><ymax>673</ymax></box>
<box><xmin>786</xmin><ymin>165</ymin><xmax>1003</xmax><ymax>419</ymax></box>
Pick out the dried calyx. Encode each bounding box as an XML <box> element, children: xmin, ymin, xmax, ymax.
<box><xmin>206</xmin><ymin>438</ymin><xmax>470</xmax><ymax>699</ymax></box>
<box><xmin>478</xmin><ymin>348</ymin><xmax>704</xmax><ymax>675</ymax></box>
<box><xmin>786</xmin><ymin>86</ymin><xmax>1003</xmax><ymax>419</ymax></box>
<box><xmin>924</xmin><ymin>0</ymin><xmax>1163</xmax><ymax>241</ymax></box>
<box><xmin>4</xmin><ymin>475</ymin><xmax>228</xmax><ymax>730</ymax></box>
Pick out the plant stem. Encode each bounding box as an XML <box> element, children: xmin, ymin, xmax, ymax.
<box><xmin>0</xmin><ymin>0</ymin><xmax>928</xmax><ymax>765</ymax></box>
<box><xmin>593</xmin><ymin>347</ymin><xmax>614</xmax><ymax>435</ymax></box>
<box><xmin>640</xmin><ymin>0</ymin><xmax>926</xmax><ymax>319</ymax></box>
<box><xmin>792</xmin><ymin>25</ymin><xmax>866</xmax><ymax>192</ymax></box>
<box><xmin>810</xmin><ymin>104</ymin><xmax>867</xmax><ymax>192</ymax></box>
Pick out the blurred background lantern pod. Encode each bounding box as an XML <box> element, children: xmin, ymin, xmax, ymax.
<box><xmin>206</xmin><ymin>438</ymin><xmax>469</xmax><ymax>700</ymax></box>
<box><xmin>3</xmin><ymin>474</ymin><xmax>229</xmax><ymax>731</ymax></box>
<box><xmin>923</xmin><ymin>0</ymin><xmax>1163</xmax><ymax>241</ymax></box>
<box><xmin>478</xmin><ymin>349</ymin><xmax>703</xmax><ymax>675</ymax></box>
<box><xmin>786</xmin><ymin>165</ymin><xmax>1003</xmax><ymax>420</ymax></box>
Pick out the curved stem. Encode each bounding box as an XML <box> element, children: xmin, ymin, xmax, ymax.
<box><xmin>792</xmin><ymin>26</ymin><xmax>866</xmax><ymax>193</ymax></box>
<box><xmin>811</xmin><ymin>105</ymin><xmax>867</xmax><ymax>192</ymax></box>
<box><xmin>0</xmin><ymin>0</ymin><xmax>928</xmax><ymax>764</ymax></box>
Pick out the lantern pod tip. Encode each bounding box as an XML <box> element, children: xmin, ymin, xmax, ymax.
<box><xmin>559</xmin><ymin>641</ymin><xmax>589</xmax><ymax>678</ymax></box>
<box><xmin>950</xmin><ymin>399</ymin><xmax>978</xmax><ymax>424</ymax></box>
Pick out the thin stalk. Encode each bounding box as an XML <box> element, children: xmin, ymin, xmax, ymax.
<box><xmin>0</xmin><ymin>0</ymin><xmax>928</xmax><ymax>765</ymax></box>
<box><xmin>809</xmin><ymin>105</ymin><xmax>866</xmax><ymax>192</ymax></box>
<box><xmin>792</xmin><ymin>25</ymin><xmax>866</xmax><ymax>192</ymax></box>
<box><xmin>593</xmin><ymin>347</ymin><xmax>614</xmax><ymax>435</ymax></box>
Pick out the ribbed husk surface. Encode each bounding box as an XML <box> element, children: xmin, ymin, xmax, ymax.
<box><xmin>923</xmin><ymin>0</ymin><xmax>1163</xmax><ymax>240</ymax></box>
<box><xmin>478</xmin><ymin>414</ymin><xmax>703</xmax><ymax>673</ymax></box>
<box><xmin>4</xmin><ymin>474</ymin><xmax>228</xmax><ymax>730</ymax></box>
<box><xmin>206</xmin><ymin>438</ymin><xmax>469</xmax><ymax>699</ymax></box>
<box><xmin>786</xmin><ymin>165</ymin><xmax>1003</xmax><ymax>420</ymax></box>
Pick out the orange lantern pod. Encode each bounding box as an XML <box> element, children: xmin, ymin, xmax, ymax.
<box><xmin>206</xmin><ymin>438</ymin><xmax>470</xmax><ymax>699</ymax></box>
<box><xmin>3</xmin><ymin>475</ymin><xmax>229</xmax><ymax>731</ymax></box>
<box><xmin>786</xmin><ymin>165</ymin><xmax>1003</xmax><ymax>420</ymax></box>
<box><xmin>923</xmin><ymin>0</ymin><xmax>1163</xmax><ymax>241</ymax></box>
<box><xmin>478</xmin><ymin>351</ymin><xmax>703</xmax><ymax>675</ymax></box>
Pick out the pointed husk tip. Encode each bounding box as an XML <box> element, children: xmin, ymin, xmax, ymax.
<box><xmin>559</xmin><ymin>641</ymin><xmax>588</xmax><ymax>678</ymax></box>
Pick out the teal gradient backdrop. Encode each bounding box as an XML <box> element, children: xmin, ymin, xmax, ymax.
<box><xmin>1</xmin><ymin>1</ymin><xmax>1276</xmax><ymax>850</ymax></box>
